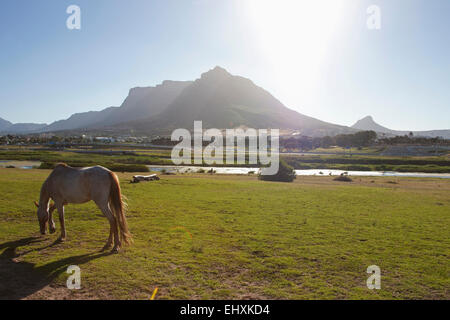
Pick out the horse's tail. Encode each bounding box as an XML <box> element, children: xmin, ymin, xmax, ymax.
<box><xmin>108</xmin><ymin>171</ymin><xmax>133</xmax><ymax>245</ymax></box>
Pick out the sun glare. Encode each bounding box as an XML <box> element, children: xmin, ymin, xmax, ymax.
<box><xmin>243</xmin><ymin>0</ymin><xmax>347</xmax><ymax>108</ymax></box>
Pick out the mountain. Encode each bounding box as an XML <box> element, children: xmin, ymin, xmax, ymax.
<box><xmin>99</xmin><ymin>80</ymin><xmax>192</xmax><ymax>127</ymax></box>
<box><xmin>4</xmin><ymin>123</ymin><xmax>47</xmax><ymax>133</ymax></box>
<box><xmin>43</xmin><ymin>80</ymin><xmax>192</xmax><ymax>132</ymax></box>
<box><xmin>3</xmin><ymin>69</ymin><xmax>449</xmax><ymax>138</ymax></box>
<box><xmin>352</xmin><ymin>116</ymin><xmax>450</xmax><ymax>139</ymax></box>
<box><xmin>0</xmin><ymin>117</ymin><xmax>47</xmax><ymax>134</ymax></box>
<box><xmin>111</xmin><ymin>66</ymin><xmax>355</xmax><ymax>136</ymax></box>
<box><xmin>0</xmin><ymin>117</ymin><xmax>12</xmax><ymax>131</ymax></box>
<box><xmin>44</xmin><ymin>107</ymin><xmax>119</xmax><ymax>132</ymax></box>
<box><xmin>352</xmin><ymin>116</ymin><xmax>393</xmax><ymax>134</ymax></box>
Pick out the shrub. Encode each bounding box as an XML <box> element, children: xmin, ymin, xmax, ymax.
<box><xmin>340</xmin><ymin>165</ymin><xmax>371</xmax><ymax>171</ymax></box>
<box><xmin>39</xmin><ymin>162</ymin><xmax>57</xmax><ymax>169</ymax></box>
<box><xmin>375</xmin><ymin>165</ymin><xmax>394</xmax><ymax>171</ymax></box>
<box><xmin>334</xmin><ymin>175</ymin><xmax>352</xmax><ymax>182</ymax></box>
<box><xmin>107</xmin><ymin>164</ymin><xmax>149</xmax><ymax>173</ymax></box>
<box><xmin>258</xmin><ymin>159</ymin><xmax>296</xmax><ymax>182</ymax></box>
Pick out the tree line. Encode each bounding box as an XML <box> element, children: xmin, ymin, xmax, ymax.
<box><xmin>280</xmin><ymin>131</ymin><xmax>449</xmax><ymax>150</ymax></box>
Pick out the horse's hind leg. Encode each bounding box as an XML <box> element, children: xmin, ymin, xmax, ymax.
<box><xmin>102</xmin><ymin>222</ymin><xmax>114</xmax><ymax>252</ymax></box>
<box><xmin>97</xmin><ymin>203</ymin><xmax>119</xmax><ymax>253</ymax></box>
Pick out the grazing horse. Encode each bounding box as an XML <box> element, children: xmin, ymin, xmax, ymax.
<box><xmin>34</xmin><ymin>163</ymin><xmax>132</xmax><ymax>253</ymax></box>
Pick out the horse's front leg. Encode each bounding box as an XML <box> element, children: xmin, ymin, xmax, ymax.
<box><xmin>57</xmin><ymin>204</ymin><xmax>66</xmax><ymax>241</ymax></box>
<box><xmin>48</xmin><ymin>203</ymin><xmax>56</xmax><ymax>234</ymax></box>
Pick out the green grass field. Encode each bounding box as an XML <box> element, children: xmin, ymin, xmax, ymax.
<box><xmin>0</xmin><ymin>168</ymin><xmax>448</xmax><ymax>299</ymax></box>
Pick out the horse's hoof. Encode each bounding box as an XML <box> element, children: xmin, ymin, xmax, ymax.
<box><xmin>49</xmin><ymin>229</ymin><xmax>56</xmax><ymax>234</ymax></box>
<box><xmin>111</xmin><ymin>247</ymin><xmax>120</xmax><ymax>254</ymax></box>
<box><xmin>58</xmin><ymin>237</ymin><xmax>66</xmax><ymax>242</ymax></box>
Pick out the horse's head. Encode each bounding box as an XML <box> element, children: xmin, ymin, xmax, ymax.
<box><xmin>34</xmin><ymin>201</ymin><xmax>49</xmax><ymax>235</ymax></box>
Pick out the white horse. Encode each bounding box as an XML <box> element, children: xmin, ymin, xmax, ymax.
<box><xmin>35</xmin><ymin>163</ymin><xmax>132</xmax><ymax>253</ymax></box>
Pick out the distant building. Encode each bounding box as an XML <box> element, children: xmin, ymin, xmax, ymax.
<box><xmin>94</xmin><ymin>137</ymin><xmax>115</xmax><ymax>143</ymax></box>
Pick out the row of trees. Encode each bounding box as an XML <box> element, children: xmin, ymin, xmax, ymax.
<box><xmin>281</xmin><ymin>131</ymin><xmax>378</xmax><ymax>150</ymax></box>
<box><xmin>0</xmin><ymin>134</ymin><xmax>156</xmax><ymax>146</ymax></box>
<box><xmin>0</xmin><ymin>134</ymin><xmax>86</xmax><ymax>145</ymax></box>
<box><xmin>378</xmin><ymin>135</ymin><xmax>448</xmax><ymax>145</ymax></box>
<box><xmin>3</xmin><ymin>130</ymin><xmax>448</xmax><ymax>149</ymax></box>
<box><xmin>280</xmin><ymin>131</ymin><xmax>449</xmax><ymax>150</ymax></box>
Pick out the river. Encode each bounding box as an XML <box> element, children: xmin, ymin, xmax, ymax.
<box><xmin>1</xmin><ymin>161</ymin><xmax>448</xmax><ymax>179</ymax></box>
<box><xmin>147</xmin><ymin>165</ymin><xmax>450</xmax><ymax>179</ymax></box>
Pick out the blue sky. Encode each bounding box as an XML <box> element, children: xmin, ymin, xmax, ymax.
<box><xmin>0</xmin><ymin>0</ymin><xmax>448</xmax><ymax>130</ymax></box>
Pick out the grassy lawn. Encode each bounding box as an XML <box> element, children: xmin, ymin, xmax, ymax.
<box><xmin>0</xmin><ymin>168</ymin><xmax>448</xmax><ymax>299</ymax></box>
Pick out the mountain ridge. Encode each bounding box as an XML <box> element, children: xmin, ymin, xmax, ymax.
<box><xmin>0</xmin><ymin>117</ymin><xmax>47</xmax><ymax>134</ymax></box>
<box><xmin>2</xmin><ymin>67</ymin><xmax>448</xmax><ymax>138</ymax></box>
<box><xmin>0</xmin><ymin>117</ymin><xmax>13</xmax><ymax>131</ymax></box>
<box><xmin>352</xmin><ymin>115</ymin><xmax>450</xmax><ymax>139</ymax></box>
<box><xmin>42</xmin><ymin>80</ymin><xmax>192</xmax><ymax>133</ymax></box>
<box><xmin>109</xmin><ymin>66</ymin><xmax>355</xmax><ymax>136</ymax></box>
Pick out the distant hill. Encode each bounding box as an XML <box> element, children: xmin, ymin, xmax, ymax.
<box><xmin>110</xmin><ymin>66</ymin><xmax>355</xmax><ymax>136</ymax></box>
<box><xmin>0</xmin><ymin>117</ymin><xmax>12</xmax><ymax>131</ymax></box>
<box><xmin>4</xmin><ymin>123</ymin><xmax>47</xmax><ymax>133</ymax></box>
<box><xmin>352</xmin><ymin>116</ymin><xmax>393</xmax><ymax>134</ymax></box>
<box><xmin>352</xmin><ymin>116</ymin><xmax>450</xmax><ymax>139</ymax></box>
<box><xmin>44</xmin><ymin>107</ymin><xmax>119</xmax><ymax>132</ymax></box>
<box><xmin>0</xmin><ymin>117</ymin><xmax>47</xmax><ymax>134</ymax></box>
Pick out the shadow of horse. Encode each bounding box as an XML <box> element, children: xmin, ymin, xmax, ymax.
<box><xmin>0</xmin><ymin>237</ymin><xmax>110</xmax><ymax>299</ymax></box>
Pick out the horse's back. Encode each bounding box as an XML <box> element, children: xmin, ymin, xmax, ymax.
<box><xmin>48</xmin><ymin>164</ymin><xmax>113</xmax><ymax>204</ymax></box>
<box><xmin>51</xmin><ymin>164</ymin><xmax>110</xmax><ymax>182</ymax></box>
<box><xmin>81</xmin><ymin>165</ymin><xmax>112</xmax><ymax>179</ymax></box>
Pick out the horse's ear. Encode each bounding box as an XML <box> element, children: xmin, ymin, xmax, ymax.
<box><xmin>34</xmin><ymin>201</ymin><xmax>39</xmax><ymax>208</ymax></box>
